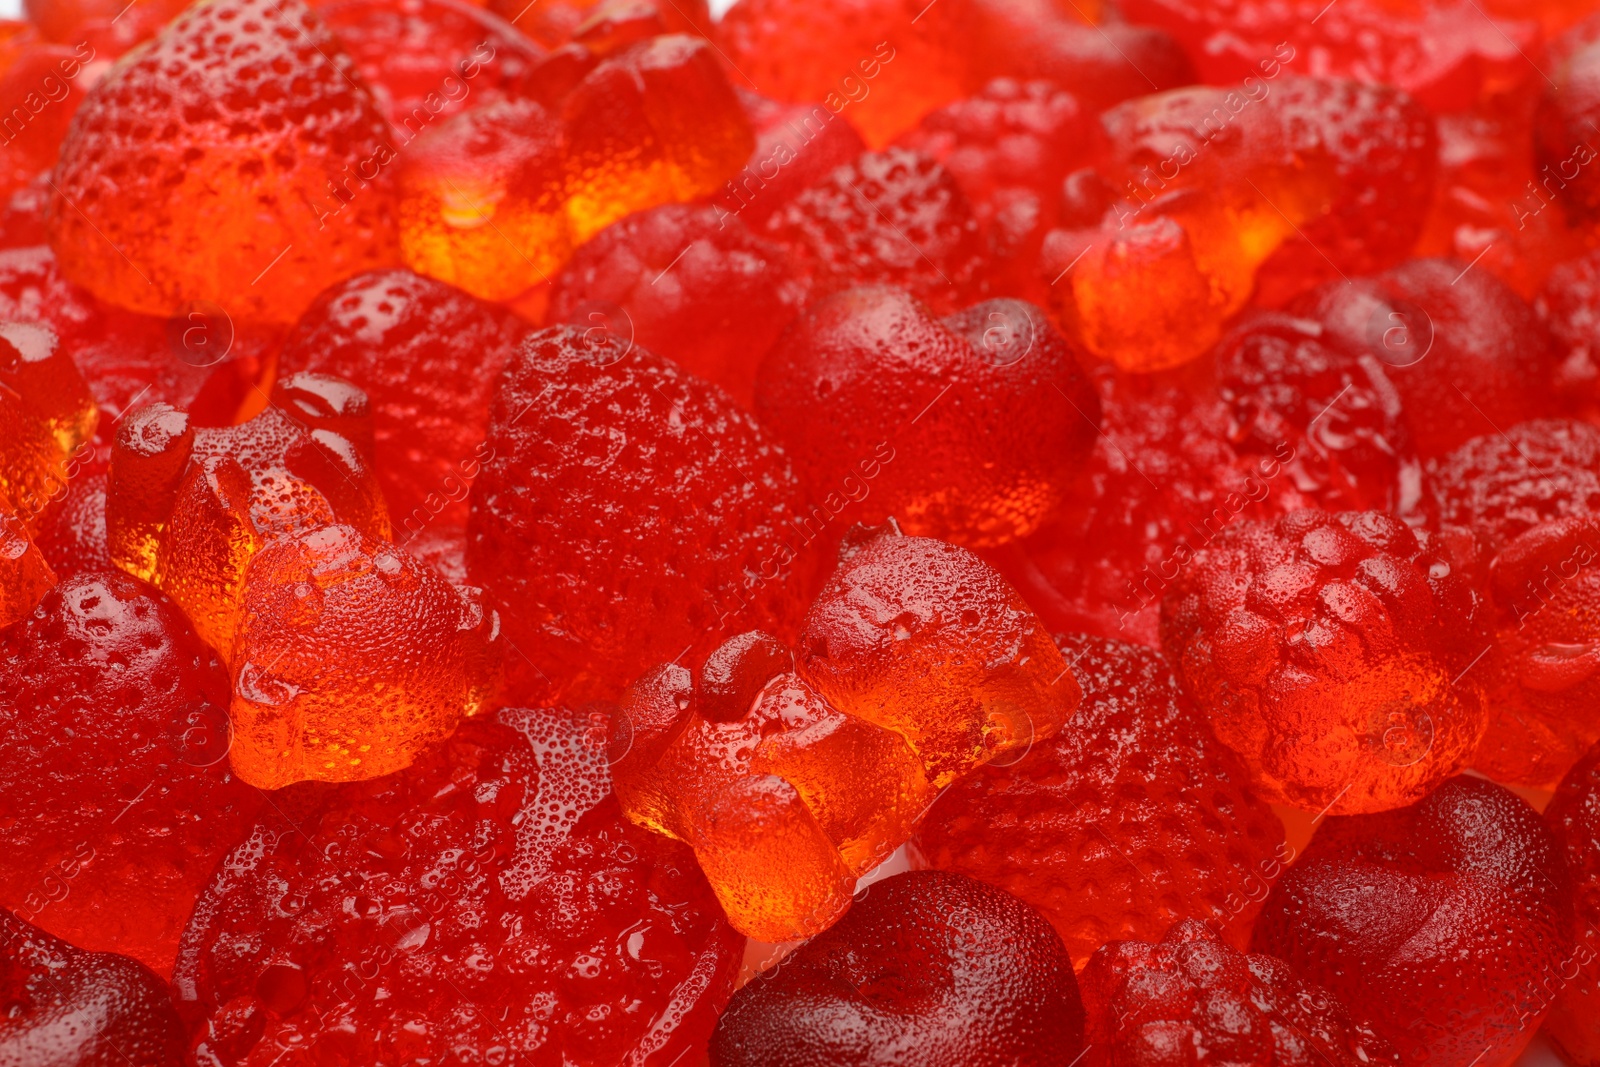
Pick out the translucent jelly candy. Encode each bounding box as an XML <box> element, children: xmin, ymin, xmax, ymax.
<box><xmin>0</xmin><ymin>906</ymin><xmax>186</xmax><ymax>1067</ymax></box>
<box><xmin>499</xmin><ymin>0</ymin><xmax>712</xmax><ymax>50</ymax></box>
<box><xmin>1546</xmin><ymin>741</ymin><xmax>1600</xmax><ymax>1066</ymax></box>
<box><xmin>754</xmin><ymin>287</ymin><xmax>1098</xmax><ymax>547</ymax></box>
<box><xmin>612</xmin><ymin>631</ymin><xmax>931</xmax><ymax>941</ymax></box>
<box><xmin>1293</xmin><ymin>259</ymin><xmax>1562</xmax><ymax>458</ymax></box>
<box><xmin>1540</xmin><ymin>248</ymin><xmax>1600</xmax><ymax>411</ymax></box>
<box><xmin>718</xmin><ymin>89</ymin><xmax>867</xmax><ymax>228</ymax></box>
<box><xmin>1254</xmin><ymin>776</ymin><xmax>1575</xmax><ymax>1067</ymax></box>
<box><xmin>31</xmin><ymin>471</ymin><xmax>108</xmax><ymax>581</ymax></box>
<box><xmin>918</xmin><ymin>633</ymin><xmax>1286</xmax><ymax>962</ymax></box>
<box><xmin>0</xmin><ymin>571</ymin><xmax>263</xmax><ymax>975</ymax></box>
<box><xmin>0</xmin><ymin>320</ymin><xmax>97</xmax><ymax>527</ymax></box>
<box><xmin>549</xmin><ymin>203</ymin><xmax>806</xmax><ymax>406</ymax></box>
<box><xmin>0</xmin><ymin>486</ymin><xmax>53</xmax><ymax>627</ymax></box>
<box><xmin>398</xmin><ymin>97</ymin><xmax>571</xmax><ymax>303</ymax></box>
<box><xmin>175</xmin><ymin>707</ymin><xmax>741</xmax><ymax>1067</ymax></box>
<box><xmin>467</xmin><ymin>325</ymin><xmax>812</xmax><ymax>704</ymax></box>
<box><xmin>562</xmin><ymin>34</ymin><xmax>754</xmax><ymax>243</ymax></box>
<box><xmin>709</xmin><ymin>870</ymin><xmax>1085</xmax><ymax>1067</ymax></box>
<box><xmin>23</xmin><ymin>0</ymin><xmax>188</xmax><ymax>57</ymax></box>
<box><xmin>1079</xmin><ymin>919</ymin><xmax>1400</xmax><ymax>1067</ymax></box>
<box><xmin>1431</xmin><ymin>420</ymin><xmax>1600</xmax><ymax>552</ymax></box>
<box><xmin>1161</xmin><ymin>509</ymin><xmax>1488</xmax><ymax>814</ymax></box>
<box><xmin>47</xmin><ymin>0</ymin><xmax>401</xmax><ymax>324</ymax></box>
<box><xmin>0</xmin><ymin>34</ymin><xmax>97</xmax><ymax>198</ymax></box>
<box><xmin>1537</xmin><ymin>17</ymin><xmax>1600</xmax><ymax>224</ymax></box>
<box><xmin>763</xmin><ymin>148</ymin><xmax>988</xmax><ymax>313</ymax></box>
<box><xmin>797</xmin><ymin>527</ymin><xmax>1081</xmax><ymax>787</ymax></box>
<box><xmin>278</xmin><ymin>269</ymin><xmax>533</xmax><ymax>535</ymax></box>
<box><xmin>229</xmin><ymin>523</ymin><xmax>500</xmax><ymax>789</ymax></box>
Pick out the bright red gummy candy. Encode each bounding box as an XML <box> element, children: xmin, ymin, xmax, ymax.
<box><xmin>1430</xmin><ymin>419</ymin><xmax>1600</xmax><ymax>552</ymax></box>
<box><xmin>1538</xmin><ymin>247</ymin><xmax>1600</xmax><ymax>411</ymax></box>
<box><xmin>0</xmin><ymin>905</ymin><xmax>186</xmax><ymax>1066</ymax></box>
<box><xmin>1545</xmin><ymin>741</ymin><xmax>1600</xmax><ymax>1066</ymax></box>
<box><xmin>717</xmin><ymin>89</ymin><xmax>868</xmax><ymax>229</ymax></box>
<box><xmin>1079</xmin><ymin>918</ymin><xmax>1400</xmax><ymax>1067</ymax></box>
<box><xmin>549</xmin><ymin>203</ymin><xmax>807</xmax><ymax>407</ymax></box>
<box><xmin>1253</xmin><ymin>776</ymin><xmax>1575</xmax><ymax>1067</ymax></box>
<box><xmin>709</xmin><ymin>870</ymin><xmax>1085</xmax><ymax>1067</ymax></box>
<box><xmin>0</xmin><ymin>571</ymin><xmax>263</xmax><ymax>976</ymax></box>
<box><xmin>467</xmin><ymin>325</ymin><xmax>814</xmax><ymax>704</ymax></box>
<box><xmin>1536</xmin><ymin>16</ymin><xmax>1600</xmax><ymax>225</ymax></box>
<box><xmin>754</xmin><ymin>287</ymin><xmax>1098</xmax><ymax>547</ymax></box>
<box><xmin>30</xmin><ymin>471</ymin><xmax>110</xmax><ymax>580</ymax></box>
<box><xmin>174</xmin><ymin>707</ymin><xmax>741</xmax><ymax>1067</ymax></box>
<box><xmin>918</xmin><ymin>632</ymin><xmax>1287</xmax><ymax>963</ymax></box>
<box><xmin>278</xmin><ymin>269</ymin><xmax>533</xmax><ymax>535</ymax></box>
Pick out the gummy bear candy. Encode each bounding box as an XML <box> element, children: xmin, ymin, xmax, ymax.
<box><xmin>918</xmin><ymin>633</ymin><xmax>1287</xmax><ymax>963</ymax></box>
<box><xmin>467</xmin><ymin>324</ymin><xmax>813</xmax><ymax>704</ymax></box>
<box><xmin>1079</xmin><ymin>918</ymin><xmax>1400</xmax><ymax>1067</ymax></box>
<box><xmin>612</xmin><ymin>630</ymin><xmax>932</xmax><ymax>941</ymax></box>
<box><xmin>47</xmin><ymin>0</ymin><xmax>401</xmax><ymax>324</ymax></box>
<box><xmin>549</xmin><ymin>203</ymin><xmax>806</xmax><ymax>406</ymax></box>
<box><xmin>0</xmin><ymin>571</ymin><xmax>263</xmax><ymax>975</ymax></box>
<box><xmin>0</xmin><ymin>319</ymin><xmax>97</xmax><ymax>527</ymax></box>
<box><xmin>278</xmin><ymin>269</ymin><xmax>533</xmax><ymax>534</ymax></box>
<box><xmin>174</xmin><ymin>707</ymin><xmax>742</xmax><ymax>1067</ymax></box>
<box><xmin>0</xmin><ymin>905</ymin><xmax>186</xmax><ymax>1067</ymax></box>
<box><xmin>1254</xmin><ymin>776</ymin><xmax>1575</xmax><ymax>1067</ymax></box>
<box><xmin>754</xmin><ymin>287</ymin><xmax>1098</xmax><ymax>547</ymax></box>
<box><xmin>1161</xmin><ymin>509</ymin><xmax>1488</xmax><ymax>813</ymax></box>
<box><xmin>1545</xmin><ymin>740</ymin><xmax>1600</xmax><ymax>1067</ymax></box>
<box><xmin>796</xmin><ymin>526</ymin><xmax>1081</xmax><ymax>787</ymax></box>
<box><xmin>709</xmin><ymin>870</ymin><xmax>1085</xmax><ymax>1067</ymax></box>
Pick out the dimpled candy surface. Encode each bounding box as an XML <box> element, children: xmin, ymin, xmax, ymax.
<box><xmin>918</xmin><ymin>633</ymin><xmax>1286</xmax><ymax>963</ymax></box>
<box><xmin>1430</xmin><ymin>419</ymin><xmax>1600</xmax><ymax>552</ymax></box>
<box><xmin>710</xmin><ymin>870</ymin><xmax>1084</xmax><ymax>1067</ymax></box>
<box><xmin>0</xmin><ymin>486</ymin><xmax>54</xmax><ymax>628</ymax></box>
<box><xmin>467</xmin><ymin>325</ymin><xmax>812</xmax><ymax>705</ymax></box>
<box><xmin>174</xmin><ymin>706</ymin><xmax>742</xmax><ymax>1067</ymax></box>
<box><xmin>0</xmin><ymin>906</ymin><xmax>186</xmax><ymax>1067</ymax></box>
<box><xmin>31</xmin><ymin>471</ymin><xmax>110</xmax><ymax>581</ymax></box>
<box><xmin>796</xmin><ymin>528</ymin><xmax>1081</xmax><ymax>788</ymax></box>
<box><xmin>763</xmin><ymin>149</ymin><xmax>988</xmax><ymax>313</ymax></box>
<box><xmin>1545</xmin><ymin>741</ymin><xmax>1600</xmax><ymax>1066</ymax></box>
<box><xmin>719</xmin><ymin>90</ymin><xmax>868</xmax><ymax>229</ymax></box>
<box><xmin>754</xmin><ymin>287</ymin><xmax>1098</xmax><ymax>547</ymax></box>
<box><xmin>278</xmin><ymin>269</ymin><xmax>533</xmax><ymax>534</ymax></box>
<box><xmin>549</xmin><ymin>203</ymin><xmax>807</xmax><ymax>407</ymax></box>
<box><xmin>229</xmin><ymin>523</ymin><xmax>500</xmax><ymax>789</ymax></box>
<box><xmin>1253</xmin><ymin>776</ymin><xmax>1575</xmax><ymax>1067</ymax></box>
<box><xmin>1080</xmin><ymin>919</ymin><xmax>1400</xmax><ymax>1067</ymax></box>
<box><xmin>0</xmin><ymin>571</ymin><xmax>263</xmax><ymax>976</ymax></box>
<box><xmin>1160</xmin><ymin>509</ymin><xmax>1488</xmax><ymax>814</ymax></box>
<box><xmin>47</xmin><ymin>0</ymin><xmax>401</xmax><ymax>324</ymax></box>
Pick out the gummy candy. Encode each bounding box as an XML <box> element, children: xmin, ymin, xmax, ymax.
<box><xmin>467</xmin><ymin>324</ymin><xmax>813</xmax><ymax>705</ymax></box>
<box><xmin>496</xmin><ymin>0</ymin><xmax>712</xmax><ymax>50</ymax></box>
<box><xmin>174</xmin><ymin>707</ymin><xmax>741</xmax><ymax>1067</ymax></box>
<box><xmin>228</xmin><ymin>522</ymin><xmax>501</xmax><ymax>789</ymax></box>
<box><xmin>0</xmin><ymin>905</ymin><xmax>186</xmax><ymax>1066</ymax></box>
<box><xmin>30</xmin><ymin>469</ymin><xmax>107</xmax><ymax>580</ymax></box>
<box><xmin>0</xmin><ymin>485</ymin><xmax>53</xmax><ymax>626</ymax></box>
<box><xmin>1079</xmin><ymin>918</ymin><xmax>1400</xmax><ymax>1067</ymax></box>
<box><xmin>278</xmin><ymin>269</ymin><xmax>533</xmax><ymax>534</ymax></box>
<box><xmin>0</xmin><ymin>34</ymin><xmax>97</xmax><ymax>198</ymax></box>
<box><xmin>1254</xmin><ymin>775</ymin><xmax>1574</xmax><ymax>1067</ymax></box>
<box><xmin>1540</xmin><ymin>248</ymin><xmax>1600</xmax><ymax>410</ymax></box>
<box><xmin>1161</xmin><ymin>509</ymin><xmax>1488</xmax><ymax>813</ymax></box>
<box><xmin>0</xmin><ymin>319</ymin><xmax>97</xmax><ymax>527</ymax></box>
<box><xmin>1545</xmin><ymin>740</ymin><xmax>1600</xmax><ymax>1067</ymax></box>
<box><xmin>48</xmin><ymin>0</ymin><xmax>401</xmax><ymax>324</ymax></box>
<box><xmin>918</xmin><ymin>633</ymin><xmax>1286</xmax><ymax>962</ymax></box>
<box><xmin>753</xmin><ymin>287</ymin><xmax>1098</xmax><ymax>547</ymax></box>
<box><xmin>719</xmin><ymin>89</ymin><xmax>867</xmax><ymax>228</ymax></box>
<box><xmin>0</xmin><ymin>571</ymin><xmax>262</xmax><ymax>975</ymax></box>
<box><xmin>1537</xmin><ymin>16</ymin><xmax>1600</xmax><ymax>225</ymax></box>
<box><xmin>549</xmin><ymin>203</ymin><xmax>806</xmax><ymax>406</ymax></box>
<box><xmin>709</xmin><ymin>870</ymin><xmax>1085</xmax><ymax>1067</ymax></box>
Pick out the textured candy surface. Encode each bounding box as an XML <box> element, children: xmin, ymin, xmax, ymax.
<box><xmin>0</xmin><ymin>571</ymin><xmax>262</xmax><ymax>975</ymax></box>
<box><xmin>720</xmin><ymin>90</ymin><xmax>868</xmax><ymax>228</ymax></box>
<box><xmin>1546</xmin><ymin>741</ymin><xmax>1600</xmax><ymax>1067</ymax></box>
<box><xmin>175</xmin><ymin>707</ymin><xmax>742</xmax><ymax>1067</ymax></box>
<box><xmin>0</xmin><ymin>320</ymin><xmax>96</xmax><ymax>527</ymax></box>
<box><xmin>918</xmin><ymin>633</ymin><xmax>1286</xmax><ymax>963</ymax></box>
<box><xmin>1254</xmin><ymin>776</ymin><xmax>1574</xmax><ymax>1067</ymax></box>
<box><xmin>1431</xmin><ymin>419</ymin><xmax>1600</xmax><ymax>552</ymax></box>
<box><xmin>0</xmin><ymin>486</ymin><xmax>54</xmax><ymax>628</ymax></box>
<box><xmin>710</xmin><ymin>870</ymin><xmax>1085</xmax><ymax>1067</ymax></box>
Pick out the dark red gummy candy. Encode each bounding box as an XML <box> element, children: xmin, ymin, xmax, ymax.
<box><xmin>709</xmin><ymin>870</ymin><xmax>1085</xmax><ymax>1067</ymax></box>
<box><xmin>174</xmin><ymin>707</ymin><xmax>742</xmax><ymax>1067</ymax></box>
<box><xmin>1545</xmin><ymin>740</ymin><xmax>1600</xmax><ymax>1066</ymax></box>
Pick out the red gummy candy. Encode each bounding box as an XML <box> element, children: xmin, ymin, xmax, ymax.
<box><xmin>918</xmin><ymin>632</ymin><xmax>1287</xmax><ymax>963</ymax></box>
<box><xmin>549</xmin><ymin>203</ymin><xmax>807</xmax><ymax>406</ymax></box>
<box><xmin>1539</xmin><ymin>247</ymin><xmax>1600</xmax><ymax>410</ymax></box>
<box><xmin>174</xmin><ymin>707</ymin><xmax>741</xmax><ymax>1066</ymax></box>
<box><xmin>1430</xmin><ymin>419</ymin><xmax>1600</xmax><ymax>553</ymax></box>
<box><xmin>278</xmin><ymin>269</ymin><xmax>533</xmax><ymax>535</ymax></box>
<box><xmin>30</xmin><ymin>471</ymin><xmax>110</xmax><ymax>580</ymax></box>
<box><xmin>1161</xmin><ymin>509</ymin><xmax>1488</xmax><ymax>813</ymax></box>
<box><xmin>1080</xmin><ymin>919</ymin><xmax>1400</xmax><ymax>1067</ymax></box>
<box><xmin>717</xmin><ymin>89</ymin><xmax>868</xmax><ymax>228</ymax></box>
<box><xmin>709</xmin><ymin>870</ymin><xmax>1085</xmax><ymax>1067</ymax></box>
<box><xmin>1545</xmin><ymin>741</ymin><xmax>1600</xmax><ymax>1066</ymax></box>
<box><xmin>1537</xmin><ymin>16</ymin><xmax>1600</xmax><ymax>224</ymax></box>
<box><xmin>755</xmin><ymin>287</ymin><xmax>1097</xmax><ymax>547</ymax></box>
<box><xmin>1254</xmin><ymin>776</ymin><xmax>1575</xmax><ymax>1067</ymax></box>
<box><xmin>0</xmin><ymin>571</ymin><xmax>263</xmax><ymax>975</ymax></box>
<box><xmin>0</xmin><ymin>905</ymin><xmax>185</xmax><ymax>1066</ymax></box>
<box><xmin>467</xmin><ymin>325</ymin><xmax>813</xmax><ymax>704</ymax></box>
<box><xmin>493</xmin><ymin>0</ymin><xmax>712</xmax><ymax>50</ymax></box>
<box><xmin>0</xmin><ymin>35</ymin><xmax>97</xmax><ymax>198</ymax></box>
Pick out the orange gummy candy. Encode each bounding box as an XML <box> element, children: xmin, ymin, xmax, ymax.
<box><xmin>0</xmin><ymin>321</ymin><xmax>97</xmax><ymax>527</ymax></box>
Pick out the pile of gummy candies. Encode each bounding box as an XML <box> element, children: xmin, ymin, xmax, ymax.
<box><xmin>11</xmin><ymin>0</ymin><xmax>1600</xmax><ymax>1062</ymax></box>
